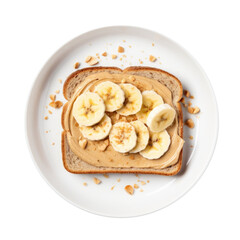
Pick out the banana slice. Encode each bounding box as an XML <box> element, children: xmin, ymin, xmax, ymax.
<box><xmin>79</xmin><ymin>114</ymin><xmax>112</xmax><ymax>141</ymax></box>
<box><xmin>72</xmin><ymin>92</ymin><xmax>105</xmax><ymax>126</ymax></box>
<box><xmin>140</xmin><ymin>130</ymin><xmax>170</xmax><ymax>160</ymax></box>
<box><xmin>147</xmin><ymin>104</ymin><xmax>176</xmax><ymax>132</ymax></box>
<box><xmin>109</xmin><ymin>122</ymin><xmax>137</xmax><ymax>153</ymax></box>
<box><xmin>94</xmin><ymin>81</ymin><xmax>125</xmax><ymax>112</ymax></box>
<box><xmin>136</xmin><ymin>90</ymin><xmax>164</xmax><ymax>123</ymax></box>
<box><xmin>117</xmin><ymin>84</ymin><xmax>142</xmax><ymax>116</ymax></box>
<box><xmin>130</xmin><ymin>120</ymin><xmax>149</xmax><ymax>153</ymax></box>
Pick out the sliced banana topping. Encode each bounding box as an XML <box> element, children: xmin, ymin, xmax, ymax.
<box><xmin>79</xmin><ymin>114</ymin><xmax>112</xmax><ymax>141</ymax></box>
<box><xmin>109</xmin><ymin>122</ymin><xmax>137</xmax><ymax>153</ymax></box>
<box><xmin>140</xmin><ymin>130</ymin><xmax>170</xmax><ymax>160</ymax></box>
<box><xmin>130</xmin><ymin>120</ymin><xmax>149</xmax><ymax>153</ymax></box>
<box><xmin>72</xmin><ymin>92</ymin><xmax>105</xmax><ymax>126</ymax></box>
<box><xmin>94</xmin><ymin>81</ymin><xmax>125</xmax><ymax>112</ymax></box>
<box><xmin>136</xmin><ymin>90</ymin><xmax>163</xmax><ymax>123</ymax></box>
<box><xmin>147</xmin><ymin>103</ymin><xmax>176</xmax><ymax>132</ymax></box>
<box><xmin>117</xmin><ymin>83</ymin><xmax>142</xmax><ymax>116</ymax></box>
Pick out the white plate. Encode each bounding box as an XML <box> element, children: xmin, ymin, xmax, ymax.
<box><xmin>26</xmin><ymin>26</ymin><xmax>218</xmax><ymax>217</ymax></box>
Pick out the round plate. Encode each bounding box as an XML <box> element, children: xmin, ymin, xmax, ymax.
<box><xmin>26</xmin><ymin>26</ymin><xmax>218</xmax><ymax>217</ymax></box>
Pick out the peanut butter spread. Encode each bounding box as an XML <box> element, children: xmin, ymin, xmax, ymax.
<box><xmin>63</xmin><ymin>72</ymin><xmax>184</xmax><ymax>169</ymax></box>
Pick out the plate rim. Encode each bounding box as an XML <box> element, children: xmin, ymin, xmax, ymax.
<box><xmin>25</xmin><ymin>25</ymin><xmax>219</xmax><ymax>218</ymax></box>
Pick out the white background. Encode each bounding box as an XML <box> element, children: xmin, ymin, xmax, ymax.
<box><xmin>0</xmin><ymin>0</ymin><xmax>239</xmax><ymax>239</ymax></box>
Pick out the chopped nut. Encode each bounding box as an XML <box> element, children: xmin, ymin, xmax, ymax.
<box><xmin>55</xmin><ymin>90</ymin><xmax>60</xmax><ymax>94</ymax></box>
<box><xmin>190</xmin><ymin>95</ymin><xmax>194</xmax><ymax>99</ymax></box>
<box><xmin>149</xmin><ymin>55</ymin><xmax>156</xmax><ymax>62</ymax></box>
<box><xmin>129</xmin><ymin>45</ymin><xmax>132</xmax><ymax>48</ymax></box>
<box><xmin>187</xmin><ymin>107</ymin><xmax>195</xmax><ymax>114</ymax></box>
<box><xmin>137</xmin><ymin>179</ymin><xmax>140</xmax><ymax>182</ymax></box>
<box><xmin>123</xmin><ymin>54</ymin><xmax>127</xmax><ymax>58</ymax></box>
<box><xmin>49</xmin><ymin>101</ymin><xmax>63</xmax><ymax>108</ymax></box>
<box><xmin>123</xmin><ymin>40</ymin><xmax>126</xmax><ymax>42</ymax></box>
<box><xmin>74</xmin><ymin>62</ymin><xmax>80</xmax><ymax>69</ymax></box>
<box><xmin>139</xmin><ymin>60</ymin><xmax>143</xmax><ymax>64</ymax></box>
<box><xmin>50</xmin><ymin>94</ymin><xmax>56</xmax><ymax>101</ymax></box>
<box><xmin>188</xmin><ymin>102</ymin><xmax>192</xmax><ymax>106</ymax></box>
<box><xmin>141</xmin><ymin>181</ymin><xmax>146</xmax><ymax>185</ymax></box>
<box><xmin>48</xmin><ymin>110</ymin><xmax>52</xmax><ymax>114</ymax></box>
<box><xmin>111</xmin><ymin>185</ymin><xmax>115</xmax><ymax>190</ymax></box>
<box><xmin>193</xmin><ymin>107</ymin><xmax>200</xmax><ymax>114</ymax></box>
<box><xmin>45</xmin><ymin>131</ymin><xmax>48</xmax><ymax>133</ymax></box>
<box><xmin>52</xmin><ymin>142</ymin><xmax>55</xmax><ymax>145</ymax></box>
<box><xmin>147</xmin><ymin>180</ymin><xmax>150</xmax><ymax>183</ymax></box>
<box><xmin>93</xmin><ymin>177</ymin><xmax>101</xmax><ymax>184</ymax></box>
<box><xmin>134</xmin><ymin>184</ymin><xmax>139</xmax><ymax>189</ymax></box>
<box><xmin>117</xmin><ymin>178</ymin><xmax>121</xmax><ymax>182</ymax></box>
<box><xmin>102</xmin><ymin>52</ymin><xmax>107</xmax><ymax>57</ymax></box>
<box><xmin>118</xmin><ymin>46</ymin><xmax>124</xmax><ymax>53</ymax></box>
<box><xmin>44</xmin><ymin>116</ymin><xmax>48</xmax><ymax>120</ymax></box>
<box><xmin>85</xmin><ymin>56</ymin><xmax>92</xmax><ymax>63</ymax></box>
<box><xmin>180</xmin><ymin>97</ymin><xmax>185</xmax><ymax>104</ymax></box>
<box><xmin>125</xmin><ymin>185</ymin><xmax>134</xmax><ymax>195</ymax></box>
<box><xmin>115</xmin><ymin>113</ymin><xmax>120</xmax><ymax>120</ymax></box>
<box><xmin>59</xmin><ymin>79</ymin><xmax>62</xmax><ymax>84</ymax></box>
<box><xmin>140</xmin><ymin>189</ymin><xmax>144</xmax><ymax>192</ymax></box>
<box><xmin>184</xmin><ymin>90</ymin><xmax>190</xmax><ymax>98</ymax></box>
<box><xmin>86</xmin><ymin>56</ymin><xmax>99</xmax><ymax>66</ymax></box>
<box><xmin>112</xmin><ymin>54</ymin><xmax>117</xmax><ymax>59</ymax></box>
<box><xmin>98</xmin><ymin>139</ymin><xmax>109</xmax><ymax>152</ymax></box>
<box><xmin>83</xmin><ymin>182</ymin><xmax>87</xmax><ymax>186</ymax></box>
<box><xmin>185</xmin><ymin>119</ymin><xmax>195</xmax><ymax>128</ymax></box>
<box><xmin>79</xmin><ymin>139</ymin><xmax>88</xmax><ymax>149</ymax></box>
<box><xmin>119</xmin><ymin>57</ymin><xmax>123</xmax><ymax>61</ymax></box>
<box><xmin>189</xmin><ymin>135</ymin><xmax>193</xmax><ymax>140</ymax></box>
<box><xmin>152</xmin><ymin>43</ymin><xmax>155</xmax><ymax>46</ymax></box>
<box><xmin>103</xmin><ymin>174</ymin><xmax>109</xmax><ymax>178</ymax></box>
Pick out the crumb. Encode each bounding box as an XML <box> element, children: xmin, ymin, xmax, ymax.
<box><xmin>121</xmin><ymin>64</ymin><xmax>124</xmax><ymax>67</ymax></box>
<box><xmin>112</xmin><ymin>54</ymin><xmax>117</xmax><ymax>59</ymax></box>
<box><xmin>48</xmin><ymin>110</ymin><xmax>52</xmax><ymax>114</ymax></box>
<box><xmin>45</xmin><ymin>106</ymin><xmax>48</xmax><ymax>109</ymax></box>
<box><xmin>59</xmin><ymin>79</ymin><xmax>62</xmax><ymax>84</ymax></box>
<box><xmin>140</xmin><ymin>189</ymin><xmax>144</xmax><ymax>192</ymax></box>
<box><xmin>129</xmin><ymin>45</ymin><xmax>132</xmax><ymax>48</ymax></box>
<box><xmin>147</xmin><ymin>180</ymin><xmax>150</xmax><ymax>183</ymax></box>
<box><xmin>135</xmin><ymin>174</ymin><xmax>139</xmax><ymax>177</ymax></box>
<box><xmin>125</xmin><ymin>185</ymin><xmax>134</xmax><ymax>195</ymax></box>
<box><xmin>74</xmin><ymin>62</ymin><xmax>80</xmax><ymax>69</ymax></box>
<box><xmin>123</xmin><ymin>54</ymin><xmax>127</xmax><ymax>58</ymax></box>
<box><xmin>52</xmin><ymin>142</ymin><xmax>55</xmax><ymax>145</ymax></box>
<box><xmin>49</xmin><ymin>101</ymin><xmax>63</xmax><ymax>108</ymax></box>
<box><xmin>45</xmin><ymin>131</ymin><xmax>48</xmax><ymax>133</ymax></box>
<box><xmin>79</xmin><ymin>139</ymin><xmax>88</xmax><ymax>149</ymax></box>
<box><xmin>118</xmin><ymin>46</ymin><xmax>124</xmax><ymax>53</ymax></box>
<box><xmin>139</xmin><ymin>59</ymin><xmax>143</xmax><ymax>64</ymax></box>
<box><xmin>152</xmin><ymin>43</ymin><xmax>155</xmax><ymax>46</ymax></box>
<box><xmin>185</xmin><ymin>119</ymin><xmax>195</xmax><ymax>128</ymax></box>
<box><xmin>187</xmin><ymin>107</ymin><xmax>195</xmax><ymax>114</ymax></box>
<box><xmin>137</xmin><ymin>179</ymin><xmax>140</xmax><ymax>182</ymax></box>
<box><xmin>193</xmin><ymin>107</ymin><xmax>200</xmax><ymax>114</ymax></box>
<box><xmin>123</xmin><ymin>40</ymin><xmax>126</xmax><ymax>42</ymax></box>
<box><xmin>83</xmin><ymin>182</ymin><xmax>87</xmax><ymax>186</ymax></box>
<box><xmin>111</xmin><ymin>185</ymin><xmax>115</xmax><ymax>190</ymax></box>
<box><xmin>103</xmin><ymin>174</ymin><xmax>109</xmax><ymax>178</ymax></box>
<box><xmin>189</xmin><ymin>135</ymin><xmax>193</xmax><ymax>140</ymax></box>
<box><xmin>190</xmin><ymin>95</ymin><xmax>194</xmax><ymax>99</ymax></box>
<box><xmin>149</xmin><ymin>55</ymin><xmax>156</xmax><ymax>62</ymax></box>
<box><xmin>188</xmin><ymin>102</ymin><xmax>192</xmax><ymax>106</ymax></box>
<box><xmin>55</xmin><ymin>90</ymin><xmax>60</xmax><ymax>94</ymax></box>
<box><xmin>184</xmin><ymin>90</ymin><xmax>190</xmax><ymax>98</ymax></box>
<box><xmin>98</xmin><ymin>139</ymin><xmax>109</xmax><ymax>152</ymax></box>
<box><xmin>50</xmin><ymin>94</ymin><xmax>56</xmax><ymax>101</ymax></box>
<box><xmin>180</xmin><ymin>97</ymin><xmax>185</xmax><ymax>104</ymax></box>
<box><xmin>134</xmin><ymin>184</ymin><xmax>139</xmax><ymax>189</ymax></box>
<box><xmin>117</xmin><ymin>178</ymin><xmax>121</xmax><ymax>182</ymax></box>
<box><xmin>44</xmin><ymin>116</ymin><xmax>48</xmax><ymax>120</ymax></box>
<box><xmin>141</xmin><ymin>181</ymin><xmax>146</xmax><ymax>185</ymax></box>
<box><xmin>102</xmin><ymin>52</ymin><xmax>107</xmax><ymax>57</ymax></box>
<box><xmin>96</xmin><ymin>53</ymin><xmax>99</xmax><ymax>57</ymax></box>
<box><xmin>93</xmin><ymin>177</ymin><xmax>101</xmax><ymax>184</ymax></box>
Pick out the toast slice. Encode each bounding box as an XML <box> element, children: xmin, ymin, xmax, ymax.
<box><xmin>62</xmin><ymin>66</ymin><xmax>183</xmax><ymax>176</ymax></box>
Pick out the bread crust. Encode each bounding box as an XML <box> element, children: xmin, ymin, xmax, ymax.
<box><xmin>61</xmin><ymin>66</ymin><xmax>183</xmax><ymax>175</ymax></box>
